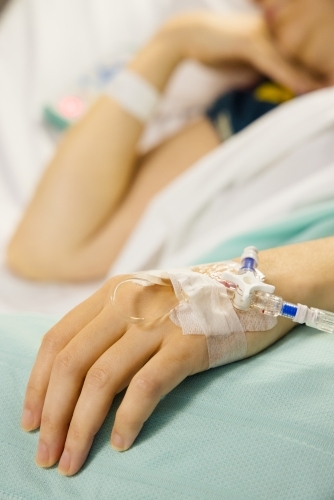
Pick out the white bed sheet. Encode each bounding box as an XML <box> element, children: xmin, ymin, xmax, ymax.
<box><xmin>112</xmin><ymin>88</ymin><xmax>334</xmax><ymax>274</ymax></box>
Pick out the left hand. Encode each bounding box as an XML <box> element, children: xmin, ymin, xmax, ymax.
<box><xmin>21</xmin><ymin>275</ymin><xmax>209</xmax><ymax>476</ymax></box>
<box><xmin>21</xmin><ymin>272</ymin><xmax>293</xmax><ymax>476</ymax></box>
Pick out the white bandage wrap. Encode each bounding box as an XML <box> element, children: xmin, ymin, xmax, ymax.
<box><xmin>168</xmin><ymin>271</ymin><xmax>247</xmax><ymax>368</ymax></box>
<box><xmin>126</xmin><ymin>263</ymin><xmax>277</xmax><ymax>369</ymax></box>
<box><xmin>190</xmin><ymin>261</ymin><xmax>277</xmax><ymax>335</ymax></box>
<box><xmin>104</xmin><ymin>69</ymin><xmax>161</xmax><ymax>123</ymax></box>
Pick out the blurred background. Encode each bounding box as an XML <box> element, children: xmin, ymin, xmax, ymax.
<box><xmin>0</xmin><ymin>0</ymin><xmax>8</xmax><ymax>13</ymax></box>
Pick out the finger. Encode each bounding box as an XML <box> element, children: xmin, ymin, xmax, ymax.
<box><xmin>250</xmin><ymin>39</ymin><xmax>322</xmax><ymax>94</ymax></box>
<box><xmin>21</xmin><ymin>284</ymin><xmax>106</xmax><ymax>431</ymax></box>
<box><xmin>21</xmin><ymin>278</ymin><xmax>123</xmax><ymax>432</ymax></box>
<box><xmin>111</xmin><ymin>333</ymin><xmax>207</xmax><ymax>452</ymax></box>
<box><xmin>57</xmin><ymin>324</ymin><xmax>162</xmax><ymax>476</ymax></box>
<box><xmin>35</xmin><ymin>305</ymin><xmax>126</xmax><ymax>468</ymax></box>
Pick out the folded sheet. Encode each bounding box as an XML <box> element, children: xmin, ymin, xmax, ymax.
<box><xmin>111</xmin><ymin>87</ymin><xmax>334</xmax><ymax>273</ymax></box>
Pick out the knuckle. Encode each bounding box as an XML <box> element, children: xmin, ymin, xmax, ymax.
<box><xmin>24</xmin><ymin>385</ymin><xmax>44</xmax><ymax>419</ymax></box>
<box><xmin>133</xmin><ymin>376</ymin><xmax>161</xmax><ymax>400</ymax></box>
<box><xmin>54</xmin><ymin>349</ymin><xmax>77</xmax><ymax>375</ymax></box>
<box><xmin>105</xmin><ymin>276</ymin><xmax>119</xmax><ymax>290</ymax></box>
<box><xmin>86</xmin><ymin>364</ymin><xmax>111</xmax><ymax>390</ymax></box>
<box><xmin>69</xmin><ymin>422</ymin><xmax>94</xmax><ymax>444</ymax></box>
<box><xmin>116</xmin><ymin>408</ymin><xmax>139</xmax><ymax>429</ymax></box>
<box><xmin>68</xmin><ymin>424</ymin><xmax>81</xmax><ymax>443</ymax></box>
<box><xmin>40</xmin><ymin>413</ymin><xmax>57</xmax><ymax>433</ymax></box>
<box><xmin>26</xmin><ymin>383</ymin><xmax>42</xmax><ymax>398</ymax></box>
<box><xmin>41</xmin><ymin>331</ymin><xmax>62</xmax><ymax>355</ymax></box>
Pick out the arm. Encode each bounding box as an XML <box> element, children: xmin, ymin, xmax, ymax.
<box><xmin>21</xmin><ymin>238</ymin><xmax>334</xmax><ymax>476</ymax></box>
<box><xmin>7</xmin><ymin>38</ymin><xmax>183</xmax><ymax>281</ymax></box>
<box><xmin>6</xmin><ymin>13</ymin><xmax>321</xmax><ymax>281</ymax></box>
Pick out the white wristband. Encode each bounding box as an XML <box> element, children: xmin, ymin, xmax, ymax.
<box><xmin>104</xmin><ymin>69</ymin><xmax>161</xmax><ymax>123</ymax></box>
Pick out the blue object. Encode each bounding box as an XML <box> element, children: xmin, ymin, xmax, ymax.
<box><xmin>206</xmin><ymin>79</ymin><xmax>294</xmax><ymax>140</ymax></box>
<box><xmin>281</xmin><ymin>303</ymin><xmax>298</xmax><ymax>319</ymax></box>
<box><xmin>240</xmin><ymin>257</ymin><xmax>257</xmax><ymax>274</ymax></box>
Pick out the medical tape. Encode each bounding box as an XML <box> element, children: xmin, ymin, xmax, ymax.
<box><xmin>122</xmin><ymin>263</ymin><xmax>277</xmax><ymax>369</ymax></box>
<box><xmin>137</xmin><ymin>261</ymin><xmax>277</xmax><ymax>368</ymax></box>
<box><xmin>168</xmin><ymin>270</ymin><xmax>247</xmax><ymax>368</ymax></box>
<box><xmin>193</xmin><ymin>261</ymin><xmax>277</xmax><ymax>335</ymax></box>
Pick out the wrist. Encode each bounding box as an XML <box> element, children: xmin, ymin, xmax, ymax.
<box><xmin>128</xmin><ymin>30</ymin><xmax>184</xmax><ymax>92</ymax></box>
<box><xmin>256</xmin><ymin>240</ymin><xmax>334</xmax><ymax>313</ymax></box>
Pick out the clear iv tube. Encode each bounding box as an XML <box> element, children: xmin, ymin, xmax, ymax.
<box><xmin>251</xmin><ymin>291</ymin><xmax>334</xmax><ymax>334</ymax></box>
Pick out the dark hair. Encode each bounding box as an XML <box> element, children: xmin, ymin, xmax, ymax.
<box><xmin>0</xmin><ymin>0</ymin><xmax>10</xmax><ymax>14</ymax></box>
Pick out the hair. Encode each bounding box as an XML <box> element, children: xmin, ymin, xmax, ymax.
<box><xmin>0</xmin><ymin>0</ymin><xmax>10</xmax><ymax>14</ymax></box>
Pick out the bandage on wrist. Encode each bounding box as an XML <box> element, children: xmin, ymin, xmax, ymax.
<box><xmin>111</xmin><ymin>262</ymin><xmax>277</xmax><ymax>370</ymax></box>
<box><xmin>168</xmin><ymin>270</ymin><xmax>248</xmax><ymax>368</ymax></box>
<box><xmin>104</xmin><ymin>69</ymin><xmax>161</xmax><ymax>123</ymax></box>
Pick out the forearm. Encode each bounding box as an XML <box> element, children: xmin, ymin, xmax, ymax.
<box><xmin>244</xmin><ymin>238</ymin><xmax>334</xmax><ymax>356</ymax></box>
<box><xmin>257</xmin><ymin>238</ymin><xmax>334</xmax><ymax>311</ymax></box>
<box><xmin>7</xmin><ymin>34</ymin><xmax>183</xmax><ymax>280</ymax></box>
<box><xmin>194</xmin><ymin>237</ymin><xmax>334</xmax><ymax>357</ymax></box>
<box><xmin>7</xmin><ymin>11</ymin><xmax>321</xmax><ymax>281</ymax></box>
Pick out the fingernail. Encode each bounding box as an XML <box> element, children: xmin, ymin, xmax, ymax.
<box><xmin>21</xmin><ymin>408</ymin><xmax>34</xmax><ymax>431</ymax></box>
<box><xmin>58</xmin><ymin>450</ymin><xmax>71</xmax><ymax>475</ymax></box>
<box><xmin>36</xmin><ymin>441</ymin><xmax>49</xmax><ymax>467</ymax></box>
<box><xmin>111</xmin><ymin>433</ymin><xmax>124</xmax><ymax>451</ymax></box>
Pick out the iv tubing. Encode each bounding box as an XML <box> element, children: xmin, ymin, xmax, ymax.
<box><xmin>251</xmin><ymin>291</ymin><xmax>334</xmax><ymax>334</ymax></box>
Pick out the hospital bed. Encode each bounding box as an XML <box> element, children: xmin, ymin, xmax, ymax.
<box><xmin>1</xmin><ymin>0</ymin><xmax>334</xmax><ymax>498</ymax></box>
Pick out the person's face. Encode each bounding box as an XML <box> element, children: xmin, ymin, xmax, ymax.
<box><xmin>254</xmin><ymin>0</ymin><xmax>334</xmax><ymax>82</ymax></box>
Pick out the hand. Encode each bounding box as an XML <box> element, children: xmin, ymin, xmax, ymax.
<box><xmin>253</xmin><ymin>0</ymin><xmax>334</xmax><ymax>85</ymax></box>
<box><xmin>158</xmin><ymin>12</ymin><xmax>323</xmax><ymax>94</ymax></box>
<box><xmin>21</xmin><ymin>272</ymin><xmax>292</xmax><ymax>476</ymax></box>
<box><xmin>20</xmin><ymin>275</ymin><xmax>209</xmax><ymax>476</ymax></box>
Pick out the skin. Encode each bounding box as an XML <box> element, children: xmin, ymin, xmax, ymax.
<box><xmin>21</xmin><ymin>238</ymin><xmax>334</xmax><ymax>475</ymax></box>
<box><xmin>254</xmin><ymin>0</ymin><xmax>334</xmax><ymax>80</ymax></box>
<box><xmin>6</xmin><ymin>6</ymin><xmax>330</xmax><ymax>281</ymax></box>
<box><xmin>15</xmin><ymin>0</ymin><xmax>334</xmax><ymax>476</ymax></box>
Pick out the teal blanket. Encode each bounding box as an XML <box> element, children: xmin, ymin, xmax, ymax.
<box><xmin>1</xmin><ymin>198</ymin><xmax>334</xmax><ymax>499</ymax></box>
<box><xmin>197</xmin><ymin>198</ymin><xmax>334</xmax><ymax>263</ymax></box>
<box><xmin>1</xmin><ymin>314</ymin><xmax>334</xmax><ymax>499</ymax></box>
